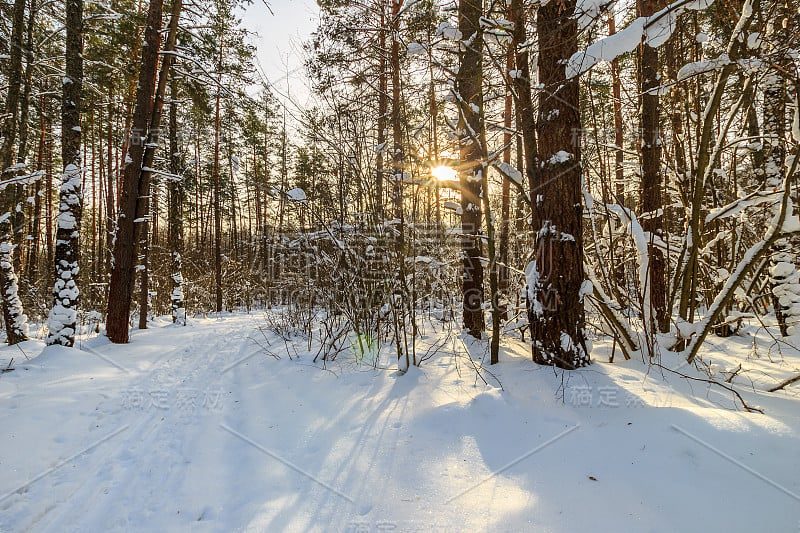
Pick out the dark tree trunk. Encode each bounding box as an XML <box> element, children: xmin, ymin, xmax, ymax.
<box><xmin>638</xmin><ymin>0</ymin><xmax>668</xmax><ymax>334</ymax></box>
<box><xmin>376</xmin><ymin>3</ymin><xmax>387</xmax><ymax>224</ymax></box>
<box><xmin>11</xmin><ymin>0</ymin><xmax>37</xmax><ymax>274</ymax></box>
<box><xmin>457</xmin><ymin>0</ymin><xmax>484</xmax><ymax>339</ymax></box>
<box><xmin>529</xmin><ymin>0</ymin><xmax>589</xmax><ymax>368</ymax></box>
<box><xmin>136</xmin><ymin>0</ymin><xmax>182</xmax><ymax>330</ymax></box>
<box><xmin>26</xmin><ymin>98</ymin><xmax>46</xmax><ymax>284</ymax></box>
<box><xmin>390</xmin><ymin>0</ymin><xmax>412</xmax><ymax>371</ymax></box>
<box><xmin>0</xmin><ymin>0</ymin><xmax>29</xmax><ymax>345</ymax></box>
<box><xmin>498</xmin><ymin>42</ymin><xmax>513</xmax><ymax>322</ymax></box>
<box><xmin>105</xmin><ymin>93</ymin><xmax>115</xmax><ymax>278</ymax></box>
<box><xmin>764</xmin><ymin>3</ymin><xmax>796</xmax><ymax>337</ymax></box>
<box><xmin>106</xmin><ymin>0</ymin><xmax>163</xmax><ymax>343</ymax></box>
<box><xmin>214</xmin><ymin>82</ymin><xmax>223</xmax><ymax>313</ymax></box>
<box><xmin>509</xmin><ymin>0</ymin><xmax>537</xmax><ymax>217</ymax></box>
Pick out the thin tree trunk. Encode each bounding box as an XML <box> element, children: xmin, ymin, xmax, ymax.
<box><xmin>168</xmin><ymin>76</ymin><xmax>185</xmax><ymax>325</ymax></box>
<box><xmin>390</xmin><ymin>0</ymin><xmax>412</xmax><ymax>371</ymax></box>
<box><xmin>764</xmin><ymin>2</ymin><xmax>798</xmax><ymax>336</ymax></box>
<box><xmin>678</xmin><ymin>2</ymin><xmax>755</xmax><ymax>322</ymax></box>
<box><xmin>213</xmin><ymin>44</ymin><xmax>224</xmax><ymax>313</ymax></box>
<box><xmin>610</xmin><ymin>14</ymin><xmax>625</xmax><ymax>201</ymax></box>
<box><xmin>26</xmin><ymin>95</ymin><xmax>47</xmax><ymax>284</ymax></box>
<box><xmin>376</xmin><ymin>2</ymin><xmax>387</xmax><ymax>223</ymax></box>
<box><xmin>105</xmin><ymin>92</ymin><xmax>115</xmax><ymax>278</ymax></box>
<box><xmin>498</xmin><ymin>25</ymin><xmax>514</xmax><ymax>323</ymax></box>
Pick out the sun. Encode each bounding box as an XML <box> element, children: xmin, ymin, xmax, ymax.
<box><xmin>431</xmin><ymin>165</ymin><xmax>457</xmax><ymax>182</ymax></box>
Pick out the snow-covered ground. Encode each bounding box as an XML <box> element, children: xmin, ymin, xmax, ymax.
<box><xmin>1</xmin><ymin>312</ymin><xmax>799</xmax><ymax>532</ymax></box>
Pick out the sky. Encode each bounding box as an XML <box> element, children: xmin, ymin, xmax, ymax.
<box><xmin>241</xmin><ymin>0</ymin><xmax>320</xmax><ymax>111</ymax></box>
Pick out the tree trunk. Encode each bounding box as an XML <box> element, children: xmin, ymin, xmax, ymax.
<box><xmin>0</xmin><ymin>0</ymin><xmax>29</xmax><ymax>345</ymax></box>
<box><xmin>26</xmin><ymin>98</ymin><xmax>46</xmax><ymax>284</ymax></box>
<box><xmin>106</xmin><ymin>0</ymin><xmax>163</xmax><ymax>343</ymax></box>
<box><xmin>457</xmin><ymin>0</ymin><xmax>484</xmax><ymax>339</ymax></box>
<box><xmin>764</xmin><ymin>3</ymin><xmax>798</xmax><ymax>336</ymax></box>
<box><xmin>168</xmin><ymin>76</ymin><xmax>186</xmax><ymax>325</ymax></box>
<box><xmin>677</xmin><ymin>4</ymin><xmax>755</xmax><ymax>323</ymax></box>
<box><xmin>46</xmin><ymin>0</ymin><xmax>83</xmax><ymax>346</ymax></box>
<box><xmin>498</xmin><ymin>14</ymin><xmax>514</xmax><ymax>322</ymax></box>
<box><xmin>529</xmin><ymin>0</ymin><xmax>589</xmax><ymax>368</ymax></box>
<box><xmin>136</xmin><ymin>0</ymin><xmax>182</xmax><ymax>329</ymax></box>
<box><xmin>609</xmin><ymin>14</ymin><xmax>625</xmax><ymax>201</ymax></box>
<box><xmin>213</xmin><ymin>62</ymin><xmax>223</xmax><ymax>313</ymax></box>
<box><xmin>509</xmin><ymin>0</ymin><xmax>537</xmax><ymax>220</ymax></box>
<box><xmin>105</xmin><ymin>92</ymin><xmax>115</xmax><ymax>278</ymax></box>
<box><xmin>638</xmin><ymin>0</ymin><xmax>668</xmax><ymax>334</ymax></box>
<box><xmin>376</xmin><ymin>2</ymin><xmax>387</xmax><ymax>223</ymax></box>
<box><xmin>390</xmin><ymin>0</ymin><xmax>412</xmax><ymax>372</ymax></box>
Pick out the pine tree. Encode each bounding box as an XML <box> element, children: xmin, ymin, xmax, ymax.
<box><xmin>46</xmin><ymin>0</ymin><xmax>83</xmax><ymax>346</ymax></box>
<box><xmin>456</xmin><ymin>0</ymin><xmax>485</xmax><ymax>340</ymax></box>
<box><xmin>0</xmin><ymin>0</ymin><xmax>30</xmax><ymax>345</ymax></box>
<box><xmin>106</xmin><ymin>0</ymin><xmax>163</xmax><ymax>343</ymax></box>
<box><xmin>528</xmin><ymin>0</ymin><xmax>589</xmax><ymax>368</ymax></box>
<box><xmin>638</xmin><ymin>0</ymin><xmax>668</xmax><ymax>334</ymax></box>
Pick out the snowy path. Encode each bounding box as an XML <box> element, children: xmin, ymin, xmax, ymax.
<box><xmin>1</xmin><ymin>313</ymin><xmax>799</xmax><ymax>532</ymax></box>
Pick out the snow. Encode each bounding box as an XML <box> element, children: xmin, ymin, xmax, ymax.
<box><xmin>286</xmin><ymin>188</ymin><xmax>307</xmax><ymax>202</ymax></box>
<box><xmin>566</xmin><ymin>0</ymin><xmax>718</xmax><ymax>78</ymax></box>
<box><xmin>566</xmin><ymin>18</ymin><xmax>645</xmax><ymax>78</ymax></box>
<box><xmin>677</xmin><ymin>54</ymin><xmax>731</xmax><ymax>80</ymax></box>
<box><xmin>435</xmin><ymin>22</ymin><xmax>462</xmax><ymax>41</ymax></box>
<box><xmin>548</xmin><ymin>150</ymin><xmax>573</xmax><ymax>165</ymax></box>
<box><xmin>1</xmin><ymin>313</ymin><xmax>799</xmax><ymax>531</ymax></box>
<box><xmin>605</xmin><ymin>203</ymin><xmax>653</xmax><ymax>337</ymax></box>
<box><xmin>747</xmin><ymin>31</ymin><xmax>762</xmax><ymax>49</ymax></box>
<box><xmin>576</xmin><ymin>0</ymin><xmax>614</xmax><ymax>30</ymax></box>
<box><xmin>406</xmin><ymin>42</ymin><xmax>427</xmax><ymax>57</ymax></box>
<box><xmin>494</xmin><ymin>161</ymin><xmax>523</xmax><ymax>185</ymax></box>
<box><xmin>443</xmin><ymin>201</ymin><xmax>463</xmax><ymax>215</ymax></box>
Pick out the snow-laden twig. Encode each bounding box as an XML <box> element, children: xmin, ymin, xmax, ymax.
<box><xmin>566</xmin><ymin>0</ymin><xmax>718</xmax><ymax>78</ymax></box>
<box><xmin>684</xmin><ymin>143</ymin><xmax>800</xmax><ymax>364</ymax></box>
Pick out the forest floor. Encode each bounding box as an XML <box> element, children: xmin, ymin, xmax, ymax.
<box><xmin>0</xmin><ymin>311</ymin><xmax>799</xmax><ymax>532</ymax></box>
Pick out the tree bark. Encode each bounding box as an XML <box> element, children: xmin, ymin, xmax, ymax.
<box><xmin>457</xmin><ymin>0</ymin><xmax>485</xmax><ymax>339</ymax></box>
<box><xmin>530</xmin><ymin>0</ymin><xmax>589</xmax><ymax>368</ymax></box>
<box><xmin>136</xmin><ymin>0</ymin><xmax>182</xmax><ymax>329</ymax></box>
<box><xmin>106</xmin><ymin>0</ymin><xmax>163</xmax><ymax>343</ymax></box>
<box><xmin>46</xmin><ymin>0</ymin><xmax>83</xmax><ymax>346</ymax></box>
<box><xmin>638</xmin><ymin>0</ymin><xmax>668</xmax><ymax>334</ymax></box>
<box><xmin>498</xmin><ymin>42</ymin><xmax>513</xmax><ymax>322</ymax></box>
<box><xmin>764</xmin><ymin>2</ymin><xmax>798</xmax><ymax>336</ymax></box>
<box><xmin>0</xmin><ymin>0</ymin><xmax>30</xmax><ymax>345</ymax></box>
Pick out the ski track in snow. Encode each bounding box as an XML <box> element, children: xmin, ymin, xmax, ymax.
<box><xmin>1</xmin><ymin>313</ymin><xmax>799</xmax><ymax>532</ymax></box>
<box><xmin>1</xmin><ymin>320</ymin><xmax>255</xmax><ymax>532</ymax></box>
